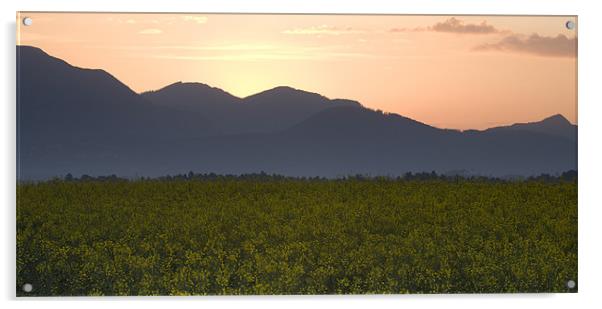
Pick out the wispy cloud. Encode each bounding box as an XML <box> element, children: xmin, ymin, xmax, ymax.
<box><xmin>181</xmin><ymin>16</ymin><xmax>208</xmax><ymax>24</ymax></box>
<box><xmin>389</xmin><ymin>27</ymin><xmax>417</xmax><ymax>33</ymax></box>
<box><xmin>387</xmin><ymin>17</ymin><xmax>575</xmax><ymax>58</ymax></box>
<box><xmin>282</xmin><ymin>25</ymin><xmax>366</xmax><ymax>35</ymax></box>
<box><xmin>473</xmin><ymin>34</ymin><xmax>576</xmax><ymax>58</ymax></box>
<box><xmin>139</xmin><ymin>28</ymin><xmax>163</xmax><ymax>35</ymax></box>
<box><xmin>389</xmin><ymin>17</ymin><xmax>499</xmax><ymax>34</ymax></box>
<box><xmin>431</xmin><ymin>17</ymin><xmax>498</xmax><ymax>34</ymax></box>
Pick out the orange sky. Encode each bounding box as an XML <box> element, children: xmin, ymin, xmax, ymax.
<box><xmin>16</xmin><ymin>12</ymin><xmax>577</xmax><ymax>130</ymax></box>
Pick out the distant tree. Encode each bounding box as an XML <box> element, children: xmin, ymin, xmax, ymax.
<box><xmin>64</xmin><ymin>173</ymin><xmax>73</xmax><ymax>181</ymax></box>
<box><xmin>561</xmin><ymin>170</ymin><xmax>578</xmax><ymax>182</ymax></box>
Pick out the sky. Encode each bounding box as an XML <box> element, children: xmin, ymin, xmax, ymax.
<box><xmin>16</xmin><ymin>13</ymin><xmax>577</xmax><ymax>130</ymax></box>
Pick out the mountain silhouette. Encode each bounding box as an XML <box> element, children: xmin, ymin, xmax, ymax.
<box><xmin>142</xmin><ymin>83</ymin><xmax>361</xmax><ymax>134</ymax></box>
<box><xmin>285</xmin><ymin>105</ymin><xmax>440</xmax><ymax>138</ymax></box>
<box><xmin>266</xmin><ymin>106</ymin><xmax>576</xmax><ymax>177</ymax></box>
<box><xmin>17</xmin><ymin>46</ymin><xmax>215</xmax><ymax>179</ymax></box>
<box><xmin>17</xmin><ymin>45</ymin><xmax>577</xmax><ymax>179</ymax></box>
<box><xmin>141</xmin><ymin>81</ymin><xmax>242</xmax><ymax>134</ymax></box>
<box><xmin>142</xmin><ymin>81</ymin><xmax>241</xmax><ymax>114</ymax></box>
<box><xmin>483</xmin><ymin>114</ymin><xmax>577</xmax><ymax>141</ymax></box>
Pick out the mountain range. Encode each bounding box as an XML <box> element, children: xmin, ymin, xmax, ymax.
<box><xmin>17</xmin><ymin>45</ymin><xmax>577</xmax><ymax>179</ymax></box>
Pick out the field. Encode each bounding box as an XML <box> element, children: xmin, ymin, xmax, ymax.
<box><xmin>16</xmin><ymin>178</ymin><xmax>577</xmax><ymax>295</ymax></box>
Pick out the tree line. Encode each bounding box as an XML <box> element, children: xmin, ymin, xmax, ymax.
<box><xmin>49</xmin><ymin>170</ymin><xmax>578</xmax><ymax>183</ymax></box>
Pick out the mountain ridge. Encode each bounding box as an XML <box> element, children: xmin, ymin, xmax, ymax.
<box><xmin>142</xmin><ymin>79</ymin><xmax>575</xmax><ymax>134</ymax></box>
<box><xmin>17</xmin><ymin>45</ymin><xmax>577</xmax><ymax>179</ymax></box>
<box><xmin>18</xmin><ymin>45</ymin><xmax>575</xmax><ymax>133</ymax></box>
<box><xmin>141</xmin><ymin>77</ymin><xmax>363</xmax><ymax>134</ymax></box>
<box><xmin>483</xmin><ymin>113</ymin><xmax>577</xmax><ymax>141</ymax></box>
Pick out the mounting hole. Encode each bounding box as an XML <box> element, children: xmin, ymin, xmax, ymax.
<box><xmin>22</xmin><ymin>17</ymin><xmax>33</xmax><ymax>26</ymax></box>
<box><xmin>567</xmin><ymin>280</ymin><xmax>576</xmax><ymax>289</ymax></box>
<box><xmin>565</xmin><ymin>20</ymin><xmax>575</xmax><ymax>30</ymax></box>
<box><xmin>22</xmin><ymin>283</ymin><xmax>33</xmax><ymax>293</ymax></box>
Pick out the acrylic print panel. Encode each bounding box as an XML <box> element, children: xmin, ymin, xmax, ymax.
<box><xmin>16</xmin><ymin>12</ymin><xmax>577</xmax><ymax>296</ymax></box>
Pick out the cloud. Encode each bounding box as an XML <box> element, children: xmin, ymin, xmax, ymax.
<box><xmin>389</xmin><ymin>26</ymin><xmax>427</xmax><ymax>33</ymax></box>
<box><xmin>181</xmin><ymin>16</ymin><xmax>208</xmax><ymax>24</ymax></box>
<box><xmin>139</xmin><ymin>28</ymin><xmax>163</xmax><ymax>35</ymax></box>
<box><xmin>431</xmin><ymin>17</ymin><xmax>498</xmax><ymax>34</ymax></box>
<box><xmin>473</xmin><ymin>34</ymin><xmax>576</xmax><ymax>57</ymax></box>
<box><xmin>282</xmin><ymin>25</ymin><xmax>366</xmax><ymax>35</ymax></box>
<box><xmin>389</xmin><ymin>18</ymin><xmax>498</xmax><ymax>34</ymax></box>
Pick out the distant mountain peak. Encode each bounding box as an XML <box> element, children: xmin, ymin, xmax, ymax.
<box><xmin>485</xmin><ymin>113</ymin><xmax>576</xmax><ymax>141</ymax></box>
<box><xmin>540</xmin><ymin>114</ymin><xmax>571</xmax><ymax>125</ymax></box>
<box><xmin>508</xmin><ymin>114</ymin><xmax>574</xmax><ymax>129</ymax></box>
<box><xmin>244</xmin><ymin>85</ymin><xmax>328</xmax><ymax>101</ymax></box>
<box><xmin>143</xmin><ymin>81</ymin><xmax>239</xmax><ymax>98</ymax></box>
<box><xmin>164</xmin><ymin>81</ymin><xmax>211</xmax><ymax>89</ymax></box>
<box><xmin>243</xmin><ymin>86</ymin><xmax>364</xmax><ymax>109</ymax></box>
<box><xmin>487</xmin><ymin>114</ymin><xmax>574</xmax><ymax>130</ymax></box>
<box><xmin>270</xmin><ymin>85</ymin><xmax>299</xmax><ymax>92</ymax></box>
<box><xmin>266</xmin><ymin>85</ymin><xmax>307</xmax><ymax>93</ymax></box>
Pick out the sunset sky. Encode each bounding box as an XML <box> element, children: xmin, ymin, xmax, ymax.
<box><xmin>17</xmin><ymin>12</ymin><xmax>577</xmax><ymax>130</ymax></box>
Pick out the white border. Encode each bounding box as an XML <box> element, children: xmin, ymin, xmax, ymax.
<box><xmin>2</xmin><ymin>1</ymin><xmax>601</xmax><ymax>308</ymax></box>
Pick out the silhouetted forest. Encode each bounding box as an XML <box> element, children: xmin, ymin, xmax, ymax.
<box><xmin>51</xmin><ymin>170</ymin><xmax>578</xmax><ymax>183</ymax></box>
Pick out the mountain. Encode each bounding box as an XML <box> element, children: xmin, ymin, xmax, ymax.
<box><xmin>17</xmin><ymin>46</ymin><xmax>215</xmax><ymax>142</ymax></box>
<box><xmin>17</xmin><ymin>45</ymin><xmax>577</xmax><ymax>179</ymax></box>
<box><xmin>141</xmin><ymin>81</ymin><xmax>242</xmax><ymax>133</ymax></box>
<box><xmin>142</xmin><ymin>83</ymin><xmax>361</xmax><ymax>134</ymax></box>
<box><xmin>269</xmin><ymin>107</ymin><xmax>576</xmax><ymax>177</ymax></box>
<box><xmin>142</xmin><ymin>81</ymin><xmax>241</xmax><ymax>114</ymax></box>
<box><xmin>240</xmin><ymin>86</ymin><xmax>362</xmax><ymax>133</ymax></box>
<box><xmin>148</xmin><ymin>107</ymin><xmax>575</xmax><ymax>178</ymax></box>
<box><xmin>285</xmin><ymin>105</ymin><xmax>439</xmax><ymax>138</ymax></box>
<box><xmin>484</xmin><ymin>114</ymin><xmax>577</xmax><ymax>141</ymax></box>
<box><xmin>17</xmin><ymin>46</ymin><xmax>214</xmax><ymax>179</ymax></box>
